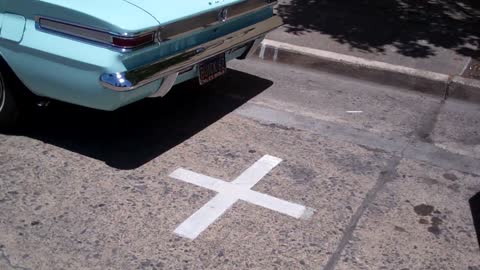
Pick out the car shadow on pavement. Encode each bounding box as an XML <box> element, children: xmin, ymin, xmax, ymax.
<box><xmin>276</xmin><ymin>0</ymin><xmax>480</xmax><ymax>58</ymax></box>
<box><xmin>470</xmin><ymin>192</ymin><xmax>480</xmax><ymax>249</ymax></box>
<box><xmin>18</xmin><ymin>69</ymin><xmax>272</xmax><ymax>170</ymax></box>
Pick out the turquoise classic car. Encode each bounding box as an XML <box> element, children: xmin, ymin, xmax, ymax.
<box><xmin>0</xmin><ymin>0</ymin><xmax>282</xmax><ymax>128</ymax></box>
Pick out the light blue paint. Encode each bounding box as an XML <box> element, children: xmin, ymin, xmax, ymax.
<box><xmin>0</xmin><ymin>14</ymin><xmax>26</xmax><ymax>42</ymax></box>
<box><xmin>4</xmin><ymin>0</ymin><xmax>160</xmax><ymax>33</ymax></box>
<box><xmin>0</xmin><ymin>1</ymin><xmax>273</xmax><ymax>111</ymax></box>
<box><xmin>124</xmin><ymin>0</ymin><xmax>244</xmax><ymax>24</ymax></box>
<box><xmin>0</xmin><ymin>14</ymin><xmax>4</xmax><ymax>30</ymax></box>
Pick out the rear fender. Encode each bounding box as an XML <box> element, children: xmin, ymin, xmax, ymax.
<box><xmin>3</xmin><ymin>0</ymin><xmax>160</xmax><ymax>35</ymax></box>
<box><xmin>0</xmin><ymin>13</ymin><xmax>26</xmax><ymax>43</ymax></box>
<box><xmin>0</xmin><ymin>49</ymin><xmax>36</xmax><ymax>100</ymax></box>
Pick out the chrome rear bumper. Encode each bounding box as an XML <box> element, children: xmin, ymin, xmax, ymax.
<box><xmin>100</xmin><ymin>16</ymin><xmax>283</xmax><ymax>92</ymax></box>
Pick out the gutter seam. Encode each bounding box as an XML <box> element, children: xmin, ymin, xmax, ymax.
<box><xmin>120</xmin><ymin>0</ymin><xmax>161</xmax><ymax>24</ymax></box>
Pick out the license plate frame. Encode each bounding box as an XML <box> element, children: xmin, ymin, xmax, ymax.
<box><xmin>198</xmin><ymin>53</ymin><xmax>227</xmax><ymax>85</ymax></box>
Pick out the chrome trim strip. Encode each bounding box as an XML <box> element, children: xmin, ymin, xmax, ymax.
<box><xmin>37</xmin><ymin>18</ymin><xmax>114</xmax><ymax>44</ymax></box>
<box><xmin>160</xmin><ymin>0</ymin><xmax>277</xmax><ymax>41</ymax></box>
<box><xmin>0</xmin><ymin>72</ymin><xmax>5</xmax><ymax>112</ymax></box>
<box><xmin>149</xmin><ymin>73</ymin><xmax>179</xmax><ymax>98</ymax></box>
<box><xmin>35</xmin><ymin>16</ymin><xmax>158</xmax><ymax>38</ymax></box>
<box><xmin>100</xmin><ymin>16</ymin><xmax>283</xmax><ymax>92</ymax></box>
<box><xmin>35</xmin><ymin>16</ymin><xmax>158</xmax><ymax>51</ymax></box>
<box><xmin>35</xmin><ymin>0</ymin><xmax>275</xmax><ymax>51</ymax></box>
<box><xmin>239</xmin><ymin>35</ymin><xmax>265</xmax><ymax>59</ymax></box>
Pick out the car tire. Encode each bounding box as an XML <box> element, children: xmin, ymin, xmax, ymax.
<box><xmin>0</xmin><ymin>69</ymin><xmax>24</xmax><ymax>131</ymax></box>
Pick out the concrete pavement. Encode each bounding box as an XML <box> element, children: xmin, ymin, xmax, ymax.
<box><xmin>261</xmin><ymin>0</ymin><xmax>480</xmax><ymax>103</ymax></box>
<box><xmin>0</xmin><ymin>58</ymin><xmax>479</xmax><ymax>269</ymax></box>
<box><xmin>271</xmin><ymin>0</ymin><xmax>479</xmax><ymax>76</ymax></box>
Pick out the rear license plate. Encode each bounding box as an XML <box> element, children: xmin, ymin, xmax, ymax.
<box><xmin>198</xmin><ymin>53</ymin><xmax>226</xmax><ymax>85</ymax></box>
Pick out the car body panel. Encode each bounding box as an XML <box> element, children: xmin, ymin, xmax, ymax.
<box><xmin>0</xmin><ymin>13</ymin><xmax>26</xmax><ymax>42</ymax></box>
<box><xmin>0</xmin><ymin>0</ymin><xmax>279</xmax><ymax>111</ymax></box>
<box><xmin>121</xmin><ymin>7</ymin><xmax>272</xmax><ymax>70</ymax></box>
<box><xmin>2</xmin><ymin>0</ymin><xmax>160</xmax><ymax>33</ymax></box>
<box><xmin>123</xmin><ymin>0</ymin><xmax>243</xmax><ymax>25</ymax></box>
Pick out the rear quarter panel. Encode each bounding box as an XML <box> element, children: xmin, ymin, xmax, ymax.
<box><xmin>0</xmin><ymin>0</ymin><xmax>276</xmax><ymax>110</ymax></box>
<box><xmin>1</xmin><ymin>0</ymin><xmax>159</xmax><ymax>33</ymax></box>
<box><xmin>0</xmin><ymin>0</ymin><xmax>163</xmax><ymax>110</ymax></box>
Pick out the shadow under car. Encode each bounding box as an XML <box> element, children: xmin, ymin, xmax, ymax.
<box><xmin>16</xmin><ymin>68</ymin><xmax>273</xmax><ymax>170</ymax></box>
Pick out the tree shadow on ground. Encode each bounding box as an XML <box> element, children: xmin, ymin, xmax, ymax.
<box><xmin>277</xmin><ymin>0</ymin><xmax>480</xmax><ymax>58</ymax></box>
<box><xmin>470</xmin><ymin>192</ymin><xmax>480</xmax><ymax>249</ymax></box>
<box><xmin>16</xmin><ymin>69</ymin><xmax>272</xmax><ymax>170</ymax></box>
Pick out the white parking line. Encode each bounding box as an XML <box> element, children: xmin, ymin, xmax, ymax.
<box><xmin>346</xmin><ymin>111</ymin><xmax>363</xmax><ymax>114</ymax></box>
<box><xmin>170</xmin><ymin>155</ymin><xmax>313</xmax><ymax>240</ymax></box>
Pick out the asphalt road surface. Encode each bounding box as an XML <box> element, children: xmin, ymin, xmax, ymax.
<box><xmin>1</xmin><ymin>59</ymin><xmax>479</xmax><ymax>270</ymax></box>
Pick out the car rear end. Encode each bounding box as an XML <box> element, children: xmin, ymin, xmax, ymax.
<box><xmin>2</xmin><ymin>0</ymin><xmax>282</xmax><ymax>111</ymax></box>
<box><xmin>100</xmin><ymin>0</ymin><xmax>281</xmax><ymax>96</ymax></box>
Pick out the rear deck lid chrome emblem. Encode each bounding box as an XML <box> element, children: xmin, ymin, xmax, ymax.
<box><xmin>218</xmin><ymin>8</ymin><xmax>228</xmax><ymax>22</ymax></box>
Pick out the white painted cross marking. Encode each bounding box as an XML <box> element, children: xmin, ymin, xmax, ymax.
<box><xmin>169</xmin><ymin>155</ymin><xmax>313</xmax><ymax>240</ymax></box>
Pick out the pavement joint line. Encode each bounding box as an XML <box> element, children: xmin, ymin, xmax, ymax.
<box><xmin>257</xmin><ymin>39</ymin><xmax>480</xmax><ymax>103</ymax></box>
<box><xmin>414</xmin><ymin>100</ymin><xmax>445</xmax><ymax>143</ymax></box>
<box><xmin>259</xmin><ymin>43</ymin><xmax>266</xmax><ymax>59</ymax></box>
<box><xmin>323</xmin><ymin>155</ymin><xmax>403</xmax><ymax>270</ymax></box>
<box><xmin>236</xmin><ymin>102</ymin><xmax>480</xmax><ymax>176</ymax></box>
<box><xmin>169</xmin><ymin>155</ymin><xmax>313</xmax><ymax>240</ymax></box>
<box><xmin>444</xmin><ymin>75</ymin><xmax>454</xmax><ymax>99</ymax></box>
<box><xmin>461</xmin><ymin>57</ymin><xmax>473</xmax><ymax>75</ymax></box>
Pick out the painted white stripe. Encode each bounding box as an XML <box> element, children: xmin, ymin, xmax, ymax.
<box><xmin>174</xmin><ymin>194</ymin><xmax>238</xmax><ymax>240</ymax></box>
<box><xmin>170</xmin><ymin>168</ymin><xmax>224</xmax><ymax>191</ymax></box>
<box><xmin>239</xmin><ymin>189</ymin><xmax>306</xmax><ymax>218</ymax></box>
<box><xmin>232</xmin><ymin>155</ymin><xmax>282</xmax><ymax>188</ymax></box>
<box><xmin>169</xmin><ymin>155</ymin><xmax>312</xmax><ymax>240</ymax></box>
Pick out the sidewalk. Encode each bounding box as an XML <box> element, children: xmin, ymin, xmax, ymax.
<box><xmin>267</xmin><ymin>0</ymin><xmax>479</xmax><ymax>78</ymax></box>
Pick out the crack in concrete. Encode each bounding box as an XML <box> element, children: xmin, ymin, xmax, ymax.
<box><xmin>414</xmin><ymin>100</ymin><xmax>444</xmax><ymax>143</ymax></box>
<box><xmin>322</xmin><ymin>154</ymin><xmax>403</xmax><ymax>270</ymax></box>
<box><xmin>0</xmin><ymin>248</ymin><xmax>31</xmax><ymax>270</ymax></box>
<box><xmin>444</xmin><ymin>75</ymin><xmax>455</xmax><ymax>100</ymax></box>
<box><xmin>237</xmin><ymin>92</ymin><xmax>479</xmax><ymax>269</ymax></box>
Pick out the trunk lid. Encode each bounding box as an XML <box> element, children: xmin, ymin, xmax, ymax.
<box><xmin>122</xmin><ymin>0</ymin><xmax>245</xmax><ymax>25</ymax></box>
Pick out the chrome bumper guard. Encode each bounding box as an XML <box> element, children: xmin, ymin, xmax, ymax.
<box><xmin>100</xmin><ymin>16</ymin><xmax>283</xmax><ymax>92</ymax></box>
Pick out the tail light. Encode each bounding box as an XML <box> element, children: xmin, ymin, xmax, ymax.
<box><xmin>36</xmin><ymin>17</ymin><xmax>157</xmax><ymax>50</ymax></box>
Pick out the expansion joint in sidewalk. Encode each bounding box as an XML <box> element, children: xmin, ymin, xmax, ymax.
<box><xmin>322</xmin><ymin>155</ymin><xmax>403</xmax><ymax>270</ymax></box>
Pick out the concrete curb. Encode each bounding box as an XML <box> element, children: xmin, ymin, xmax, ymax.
<box><xmin>450</xmin><ymin>76</ymin><xmax>480</xmax><ymax>103</ymax></box>
<box><xmin>254</xmin><ymin>39</ymin><xmax>480</xmax><ymax>103</ymax></box>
